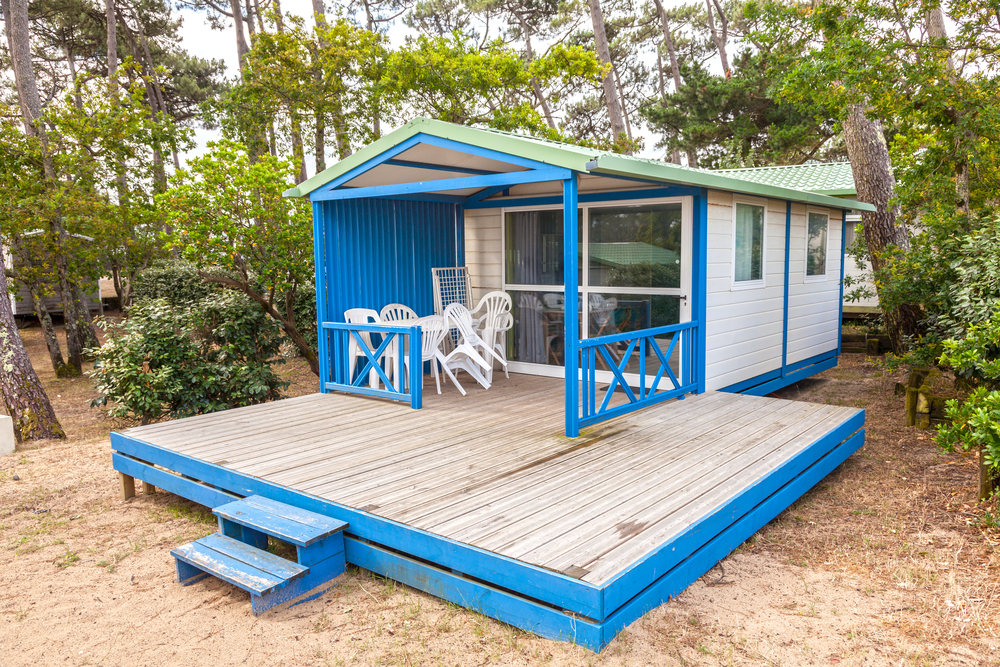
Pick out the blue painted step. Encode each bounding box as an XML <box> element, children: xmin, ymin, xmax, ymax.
<box><xmin>171</xmin><ymin>496</ymin><xmax>349</xmax><ymax>615</ymax></box>
<box><xmin>172</xmin><ymin>534</ymin><xmax>307</xmax><ymax>595</ymax></box>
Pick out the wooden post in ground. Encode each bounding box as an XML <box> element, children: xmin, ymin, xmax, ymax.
<box><xmin>981</xmin><ymin>450</ymin><xmax>996</xmax><ymax>501</ymax></box>
<box><xmin>120</xmin><ymin>472</ymin><xmax>135</xmax><ymax>500</ymax></box>
<box><xmin>143</xmin><ymin>481</ymin><xmax>157</xmax><ymax>494</ymax></box>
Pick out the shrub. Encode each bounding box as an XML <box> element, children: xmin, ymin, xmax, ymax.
<box><xmin>133</xmin><ymin>260</ymin><xmax>319</xmax><ymax>357</ymax></box>
<box><xmin>936</xmin><ymin>310</ymin><xmax>1000</xmax><ymax>496</ymax></box>
<box><xmin>131</xmin><ymin>259</ymin><xmax>216</xmax><ymax>306</ymax></box>
<box><xmin>90</xmin><ymin>293</ymin><xmax>289</xmax><ymax>425</ymax></box>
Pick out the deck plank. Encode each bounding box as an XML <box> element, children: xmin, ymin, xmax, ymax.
<box><xmin>455</xmin><ymin>400</ymin><xmax>825</xmax><ymax>552</ymax></box>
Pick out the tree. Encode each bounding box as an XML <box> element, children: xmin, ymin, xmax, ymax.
<box><xmin>745</xmin><ymin>0</ymin><xmax>990</xmax><ymax>353</ymax></box>
<box><xmin>158</xmin><ymin>140</ymin><xmax>319</xmax><ymax>374</ymax></box>
<box><xmin>0</xmin><ymin>234</ymin><xmax>65</xmax><ymax>443</ymax></box>
<box><xmin>586</xmin><ymin>0</ymin><xmax>629</xmax><ymax>147</ymax></box>
<box><xmin>384</xmin><ymin>33</ymin><xmax>603</xmax><ymax>137</ymax></box>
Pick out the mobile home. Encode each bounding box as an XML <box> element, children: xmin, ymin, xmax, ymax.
<box><xmin>111</xmin><ymin>119</ymin><xmax>869</xmax><ymax>651</ymax></box>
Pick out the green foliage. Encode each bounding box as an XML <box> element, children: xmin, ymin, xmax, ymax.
<box><xmin>158</xmin><ymin>139</ymin><xmax>318</xmax><ymax>370</ymax></box>
<box><xmin>90</xmin><ymin>295</ymin><xmax>288</xmax><ymax>425</ymax></box>
<box><xmin>935</xmin><ymin>309</ymin><xmax>1000</xmax><ymax>477</ymax></box>
<box><xmin>130</xmin><ymin>260</ymin><xmax>217</xmax><ymax>306</ymax></box>
<box><xmin>159</xmin><ymin>140</ymin><xmax>312</xmax><ymax>298</ymax></box>
<box><xmin>642</xmin><ymin>52</ymin><xmax>841</xmax><ymax>169</ymax></box>
<box><xmin>383</xmin><ymin>34</ymin><xmax>604</xmax><ymax>137</ymax></box>
<box><xmin>747</xmin><ymin>0</ymin><xmax>1000</xmax><ymax>220</ymax></box>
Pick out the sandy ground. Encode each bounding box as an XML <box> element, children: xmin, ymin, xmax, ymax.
<box><xmin>1</xmin><ymin>324</ymin><xmax>998</xmax><ymax>666</ymax></box>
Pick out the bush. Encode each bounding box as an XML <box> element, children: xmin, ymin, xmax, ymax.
<box><xmin>131</xmin><ymin>259</ymin><xmax>216</xmax><ymax>306</ymax></box>
<box><xmin>936</xmin><ymin>310</ymin><xmax>1000</xmax><ymax>493</ymax></box>
<box><xmin>90</xmin><ymin>293</ymin><xmax>289</xmax><ymax>425</ymax></box>
<box><xmin>133</xmin><ymin>260</ymin><xmax>319</xmax><ymax>357</ymax></box>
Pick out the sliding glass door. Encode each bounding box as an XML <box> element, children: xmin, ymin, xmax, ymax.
<box><xmin>503</xmin><ymin>197</ymin><xmax>692</xmax><ymax>385</ymax></box>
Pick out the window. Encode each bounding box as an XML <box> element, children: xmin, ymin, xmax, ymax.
<box><xmin>806</xmin><ymin>211</ymin><xmax>829</xmax><ymax>278</ymax></box>
<box><xmin>733</xmin><ymin>202</ymin><xmax>765</xmax><ymax>286</ymax></box>
<box><xmin>588</xmin><ymin>203</ymin><xmax>683</xmax><ymax>289</ymax></box>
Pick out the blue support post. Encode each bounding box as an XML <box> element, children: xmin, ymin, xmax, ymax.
<box><xmin>693</xmin><ymin>190</ymin><xmax>708</xmax><ymax>394</ymax></box>
<box><xmin>312</xmin><ymin>202</ymin><xmax>329</xmax><ymax>393</ymax></box>
<box><xmin>563</xmin><ymin>176</ymin><xmax>580</xmax><ymax>438</ymax></box>
<box><xmin>410</xmin><ymin>325</ymin><xmax>423</xmax><ymax>409</ymax></box>
<box><xmin>781</xmin><ymin>201</ymin><xmax>792</xmax><ymax>376</ymax></box>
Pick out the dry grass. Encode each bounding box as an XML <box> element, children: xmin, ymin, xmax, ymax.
<box><xmin>1</xmin><ymin>321</ymin><xmax>998</xmax><ymax>666</ymax></box>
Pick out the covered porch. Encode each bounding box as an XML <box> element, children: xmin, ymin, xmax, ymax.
<box><xmin>295</xmin><ymin>120</ymin><xmax>709</xmax><ymax>437</ymax></box>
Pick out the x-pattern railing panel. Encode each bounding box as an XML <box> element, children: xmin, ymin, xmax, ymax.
<box><xmin>322</xmin><ymin>321</ymin><xmax>424</xmax><ymax>409</ymax></box>
<box><xmin>580</xmin><ymin>321</ymin><xmax>698</xmax><ymax>428</ymax></box>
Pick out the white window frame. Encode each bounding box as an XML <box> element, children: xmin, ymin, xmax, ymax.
<box><xmin>804</xmin><ymin>207</ymin><xmax>831</xmax><ymax>283</ymax></box>
<box><xmin>731</xmin><ymin>196</ymin><xmax>768</xmax><ymax>291</ymax></box>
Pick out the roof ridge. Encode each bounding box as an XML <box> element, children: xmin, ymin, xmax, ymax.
<box><xmin>717</xmin><ymin>162</ymin><xmax>851</xmax><ymax>172</ymax></box>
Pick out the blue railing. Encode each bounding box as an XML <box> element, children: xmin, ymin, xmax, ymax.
<box><xmin>579</xmin><ymin>320</ymin><xmax>698</xmax><ymax>428</ymax></box>
<box><xmin>322</xmin><ymin>321</ymin><xmax>423</xmax><ymax>409</ymax></box>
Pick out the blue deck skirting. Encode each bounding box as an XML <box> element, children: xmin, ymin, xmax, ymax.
<box><xmin>720</xmin><ymin>350</ymin><xmax>840</xmax><ymax>397</ymax></box>
<box><xmin>111</xmin><ymin>405</ymin><xmax>864</xmax><ymax>652</ymax></box>
<box><xmin>109</xmin><ymin>432</ymin><xmax>604</xmax><ymax>620</ymax></box>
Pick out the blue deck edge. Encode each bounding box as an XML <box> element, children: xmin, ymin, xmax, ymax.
<box><xmin>719</xmin><ymin>350</ymin><xmax>839</xmax><ymax>396</ymax></box>
<box><xmin>111</xmin><ymin>410</ymin><xmax>865</xmax><ymax>652</ymax></box>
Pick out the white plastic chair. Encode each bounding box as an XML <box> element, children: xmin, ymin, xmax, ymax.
<box><xmin>343</xmin><ymin>308</ymin><xmax>384</xmax><ymax>388</ymax></box>
<box><xmin>400</xmin><ymin>315</ymin><xmax>451</xmax><ymax>395</ymax></box>
<box><xmin>439</xmin><ymin>303</ymin><xmax>506</xmax><ymax>395</ymax></box>
<box><xmin>471</xmin><ymin>291</ymin><xmax>513</xmax><ymax>382</ymax></box>
<box><xmin>380</xmin><ymin>303</ymin><xmax>419</xmax><ymax>388</ymax></box>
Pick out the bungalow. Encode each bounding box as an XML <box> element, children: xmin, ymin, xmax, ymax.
<box><xmin>111</xmin><ymin>119</ymin><xmax>870</xmax><ymax>651</ymax></box>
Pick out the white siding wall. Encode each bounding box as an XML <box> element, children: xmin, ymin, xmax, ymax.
<box><xmin>786</xmin><ymin>204</ymin><xmax>842</xmax><ymax>364</ymax></box>
<box><xmin>465</xmin><ymin>208</ymin><xmax>504</xmax><ymax>303</ymax></box>
<box><xmin>843</xmin><ymin>215</ymin><xmax>880</xmax><ymax>310</ymax></box>
<box><xmin>704</xmin><ymin>191</ymin><xmax>787</xmax><ymax>391</ymax></box>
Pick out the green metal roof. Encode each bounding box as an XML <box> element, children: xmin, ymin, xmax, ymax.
<box><xmin>286</xmin><ymin>118</ymin><xmax>874</xmax><ymax>212</ymax></box>
<box><xmin>714</xmin><ymin>162</ymin><xmax>857</xmax><ymax>196</ymax></box>
<box><xmin>588</xmin><ymin>243</ymin><xmax>679</xmax><ymax>268</ymax></box>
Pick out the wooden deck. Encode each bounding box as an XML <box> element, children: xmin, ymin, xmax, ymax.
<box><xmin>111</xmin><ymin>373</ymin><xmax>865</xmax><ymax>651</ymax></box>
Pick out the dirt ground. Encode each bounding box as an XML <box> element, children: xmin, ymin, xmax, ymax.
<box><xmin>1</xmin><ymin>321</ymin><xmax>998</xmax><ymax>667</ymax></box>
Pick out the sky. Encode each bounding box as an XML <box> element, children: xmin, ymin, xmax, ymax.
<box><xmin>176</xmin><ymin>1</ymin><xmax>669</xmax><ymax>173</ymax></box>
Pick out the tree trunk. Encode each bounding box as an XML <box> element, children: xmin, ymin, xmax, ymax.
<box><xmin>925</xmin><ymin>6</ymin><xmax>970</xmax><ymax>218</ymax></box>
<box><xmin>705</xmin><ymin>0</ymin><xmax>730</xmax><ymax>77</ymax></box>
<box><xmin>291</xmin><ymin>114</ymin><xmax>308</xmax><ymax>182</ymax></box>
<box><xmin>228</xmin><ymin>0</ymin><xmax>250</xmax><ymax>74</ymax></box>
<box><xmin>612</xmin><ymin>64</ymin><xmax>632</xmax><ymax>141</ymax></box>
<box><xmin>63</xmin><ymin>40</ymin><xmax>83</xmax><ymax>109</ymax></box>
<box><xmin>71</xmin><ymin>283</ymin><xmax>99</xmax><ymax>352</ymax></box>
<box><xmin>8</xmin><ymin>0</ymin><xmax>84</xmax><ymax>375</ymax></box>
<box><xmin>586</xmin><ymin>0</ymin><xmax>628</xmax><ymax>147</ymax></box>
<box><xmin>106</xmin><ymin>0</ymin><xmax>118</xmax><ymax>79</ymax></box>
<box><xmin>309</xmin><ymin>0</ymin><xmax>348</xmax><ymax>165</ymax></box>
<box><xmin>652</xmin><ymin>0</ymin><xmax>682</xmax><ymax>91</ymax></box>
<box><xmin>517</xmin><ymin>17</ymin><xmax>556</xmax><ymax>130</ymax></box>
<box><xmin>10</xmin><ymin>237</ymin><xmax>68</xmax><ymax>376</ymax></box>
<box><xmin>842</xmin><ymin>103</ymin><xmax>922</xmax><ymax>354</ymax></box>
<box><xmin>0</xmin><ymin>237</ymin><xmax>65</xmax><ymax>443</ymax></box>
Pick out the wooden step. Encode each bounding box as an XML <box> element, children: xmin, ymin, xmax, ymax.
<box><xmin>171</xmin><ymin>533</ymin><xmax>308</xmax><ymax>596</ymax></box>
<box><xmin>213</xmin><ymin>495</ymin><xmax>347</xmax><ymax>547</ymax></box>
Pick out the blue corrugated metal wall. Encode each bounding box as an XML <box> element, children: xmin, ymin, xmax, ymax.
<box><xmin>316</xmin><ymin>198</ymin><xmax>464</xmax><ymax>324</ymax></box>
